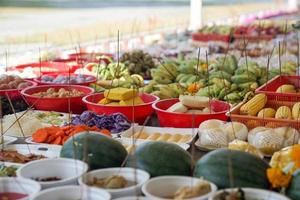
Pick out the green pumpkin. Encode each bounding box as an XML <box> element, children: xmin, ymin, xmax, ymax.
<box><xmin>126</xmin><ymin>141</ymin><xmax>192</xmax><ymax>177</ymax></box>
<box><xmin>60</xmin><ymin>132</ymin><xmax>127</xmax><ymax>170</ymax></box>
<box><xmin>287</xmin><ymin>171</ymin><xmax>300</xmax><ymax>200</ymax></box>
<box><xmin>194</xmin><ymin>149</ymin><xmax>270</xmax><ymax>189</ymax></box>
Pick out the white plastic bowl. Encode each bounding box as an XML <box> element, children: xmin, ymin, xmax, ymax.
<box><xmin>32</xmin><ymin>185</ymin><xmax>111</xmax><ymax>200</ymax></box>
<box><xmin>17</xmin><ymin>158</ymin><xmax>88</xmax><ymax>189</ymax></box>
<box><xmin>0</xmin><ymin>177</ymin><xmax>41</xmax><ymax>200</ymax></box>
<box><xmin>210</xmin><ymin>188</ymin><xmax>290</xmax><ymax>200</ymax></box>
<box><xmin>79</xmin><ymin>167</ymin><xmax>150</xmax><ymax>198</ymax></box>
<box><xmin>142</xmin><ymin>176</ymin><xmax>217</xmax><ymax>200</ymax></box>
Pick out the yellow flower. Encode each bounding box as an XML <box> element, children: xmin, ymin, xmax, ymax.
<box><xmin>291</xmin><ymin>144</ymin><xmax>300</xmax><ymax>168</ymax></box>
<box><xmin>267</xmin><ymin>167</ymin><xmax>292</xmax><ymax>188</ymax></box>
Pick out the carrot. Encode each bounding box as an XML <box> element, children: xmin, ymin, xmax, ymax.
<box><xmin>54</xmin><ymin>131</ymin><xmax>65</xmax><ymax>138</ymax></box>
<box><xmin>47</xmin><ymin>134</ymin><xmax>56</xmax><ymax>143</ymax></box>
<box><xmin>46</xmin><ymin>126</ymin><xmax>61</xmax><ymax>135</ymax></box>
<box><xmin>61</xmin><ymin>126</ymin><xmax>71</xmax><ymax>131</ymax></box>
<box><xmin>32</xmin><ymin>129</ymin><xmax>49</xmax><ymax>143</ymax></box>
<box><xmin>52</xmin><ymin>136</ymin><xmax>62</xmax><ymax>145</ymax></box>
<box><xmin>100</xmin><ymin>129</ymin><xmax>111</xmax><ymax>136</ymax></box>
<box><xmin>62</xmin><ymin>136</ymin><xmax>69</xmax><ymax>144</ymax></box>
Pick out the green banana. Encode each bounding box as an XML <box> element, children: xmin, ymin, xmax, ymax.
<box><xmin>238</xmin><ymin>81</ymin><xmax>256</xmax><ymax>90</ymax></box>
<box><xmin>154</xmin><ymin>68</ymin><xmax>174</xmax><ymax>80</ymax></box>
<box><xmin>154</xmin><ymin>76</ymin><xmax>173</xmax><ymax>84</ymax></box>
<box><xmin>209</xmin><ymin>70</ymin><xmax>231</xmax><ymax>81</ymax></box>
<box><xmin>218</xmin><ymin>88</ymin><xmax>227</xmax><ymax>99</ymax></box>
<box><xmin>185</xmin><ymin>75</ymin><xmax>198</xmax><ymax>85</ymax></box>
<box><xmin>224</xmin><ymin>92</ymin><xmax>241</xmax><ymax>102</ymax></box>
<box><xmin>179</xmin><ymin>74</ymin><xmax>194</xmax><ymax>84</ymax></box>
<box><xmin>176</xmin><ymin>74</ymin><xmax>187</xmax><ymax>82</ymax></box>
<box><xmin>231</xmin><ymin>74</ymin><xmax>257</xmax><ymax>84</ymax></box>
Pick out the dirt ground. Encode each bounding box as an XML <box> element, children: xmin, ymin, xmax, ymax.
<box><xmin>0</xmin><ymin>2</ymin><xmax>286</xmax><ymax>65</ymax></box>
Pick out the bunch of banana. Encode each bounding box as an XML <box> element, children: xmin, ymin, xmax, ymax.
<box><xmin>92</xmin><ymin>62</ymin><xmax>129</xmax><ymax>80</ymax></box>
<box><xmin>112</xmin><ymin>74</ymin><xmax>144</xmax><ymax>88</ymax></box>
<box><xmin>211</xmin><ymin>55</ymin><xmax>238</xmax><ymax>74</ymax></box>
<box><xmin>176</xmin><ymin>74</ymin><xmax>200</xmax><ymax>86</ymax></box>
<box><xmin>151</xmin><ymin>60</ymin><xmax>179</xmax><ymax>84</ymax></box>
<box><xmin>150</xmin><ymin>83</ymin><xmax>185</xmax><ymax>99</ymax></box>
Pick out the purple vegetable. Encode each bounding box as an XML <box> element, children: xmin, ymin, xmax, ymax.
<box><xmin>66</xmin><ymin>111</ymin><xmax>131</xmax><ymax>133</ymax></box>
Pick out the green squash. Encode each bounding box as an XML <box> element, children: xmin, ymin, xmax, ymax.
<box><xmin>126</xmin><ymin>141</ymin><xmax>192</xmax><ymax>177</ymax></box>
<box><xmin>60</xmin><ymin>132</ymin><xmax>127</xmax><ymax>170</ymax></box>
<box><xmin>287</xmin><ymin>171</ymin><xmax>300</xmax><ymax>200</ymax></box>
<box><xmin>194</xmin><ymin>149</ymin><xmax>270</xmax><ymax>189</ymax></box>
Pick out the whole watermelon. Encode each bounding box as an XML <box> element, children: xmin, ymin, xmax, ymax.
<box><xmin>194</xmin><ymin>149</ymin><xmax>270</xmax><ymax>189</ymax></box>
<box><xmin>126</xmin><ymin>141</ymin><xmax>192</xmax><ymax>177</ymax></box>
<box><xmin>287</xmin><ymin>171</ymin><xmax>300</xmax><ymax>200</ymax></box>
<box><xmin>60</xmin><ymin>132</ymin><xmax>127</xmax><ymax>170</ymax></box>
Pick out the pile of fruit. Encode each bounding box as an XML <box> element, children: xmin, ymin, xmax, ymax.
<box><xmin>40</xmin><ymin>74</ymin><xmax>95</xmax><ymax>84</ymax></box>
<box><xmin>120</xmin><ymin>50</ymin><xmax>155</xmax><ymax>79</ymax></box>
<box><xmin>98</xmin><ymin>87</ymin><xmax>144</xmax><ymax>106</ymax></box>
<box><xmin>240</xmin><ymin>93</ymin><xmax>300</xmax><ymax>121</ymax></box>
<box><xmin>0</xmin><ymin>75</ymin><xmax>32</xmax><ymax>90</ymax></box>
<box><xmin>197</xmin><ymin>25</ymin><xmax>233</xmax><ymax>35</ymax></box>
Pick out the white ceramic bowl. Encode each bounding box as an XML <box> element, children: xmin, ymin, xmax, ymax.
<box><xmin>0</xmin><ymin>177</ymin><xmax>41</xmax><ymax>200</ymax></box>
<box><xmin>114</xmin><ymin>197</ymin><xmax>151</xmax><ymax>200</ymax></box>
<box><xmin>78</xmin><ymin>167</ymin><xmax>150</xmax><ymax>198</ymax></box>
<box><xmin>17</xmin><ymin>158</ymin><xmax>88</xmax><ymax>189</ymax></box>
<box><xmin>32</xmin><ymin>185</ymin><xmax>111</xmax><ymax>200</ymax></box>
<box><xmin>209</xmin><ymin>188</ymin><xmax>290</xmax><ymax>200</ymax></box>
<box><xmin>142</xmin><ymin>176</ymin><xmax>217</xmax><ymax>200</ymax></box>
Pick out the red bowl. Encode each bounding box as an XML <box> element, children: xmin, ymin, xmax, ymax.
<box><xmin>0</xmin><ymin>80</ymin><xmax>37</xmax><ymax>100</ymax></box>
<box><xmin>21</xmin><ymin>85</ymin><xmax>94</xmax><ymax>114</ymax></box>
<box><xmin>83</xmin><ymin>93</ymin><xmax>159</xmax><ymax>124</ymax></box>
<box><xmin>33</xmin><ymin>73</ymin><xmax>97</xmax><ymax>86</ymax></box>
<box><xmin>152</xmin><ymin>98</ymin><xmax>230</xmax><ymax>128</ymax></box>
<box><xmin>9</xmin><ymin>62</ymin><xmax>78</xmax><ymax>76</ymax></box>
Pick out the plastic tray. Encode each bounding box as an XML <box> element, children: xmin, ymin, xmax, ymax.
<box><xmin>229</xmin><ymin>100</ymin><xmax>300</xmax><ymax>130</ymax></box>
<box><xmin>120</xmin><ymin>124</ymin><xmax>197</xmax><ymax>144</ymax></box>
<box><xmin>256</xmin><ymin>75</ymin><xmax>300</xmax><ymax>101</ymax></box>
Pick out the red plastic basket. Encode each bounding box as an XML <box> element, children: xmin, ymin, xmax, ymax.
<box><xmin>152</xmin><ymin>98</ymin><xmax>230</xmax><ymax>128</ymax></box>
<box><xmin>229</xmin><ymin>100</ymin><xmax>300</xmax><ymax>130</ymax></box>
<box><xmin>256</xmin><ymin>75</ymin><xmax>300</xmax><ymax>101</ymax></box>
<box><xmin>191</xmin><ymin>33</ymin><xmax>231</xmax><ymax>43</ymax></box>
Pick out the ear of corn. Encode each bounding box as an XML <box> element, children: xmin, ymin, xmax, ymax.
<box><xmin>240</xmin><ymin>94</ymin><xmax>267</xmax><ymax>116</ymax></box>
<box><xmin>292</xmin><ymin>102</ymin><xmax>300</xmax><ymax>120</ymax></box>
<box><xmin>275</xmin><ymin>106</ymin><xmax>292</xmax><ymax>119</ymax></box>
<box><xmin>257</xmin><ymin>108</ymin><xmax>276</xmax><ymax>118</ymax></box>
<box><xmin>276</xmin><ymin>84</ymin><xmax>296</xmax><ymax>93</ymax></box>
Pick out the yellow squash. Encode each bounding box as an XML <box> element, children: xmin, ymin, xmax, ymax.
<box><xmin>292</xmin><ymin>102</ymin><xmax>300</xmax><ymax>120</ymax></box>
<box><xmin>257</xmin><ymin>108</ymin><xmax>276</xmax><ymax>118</ymax></box>
<box><xmin>275</xmin><ymin>106</ymin><xmax>292</xmax><ymax>119</ymax></box>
